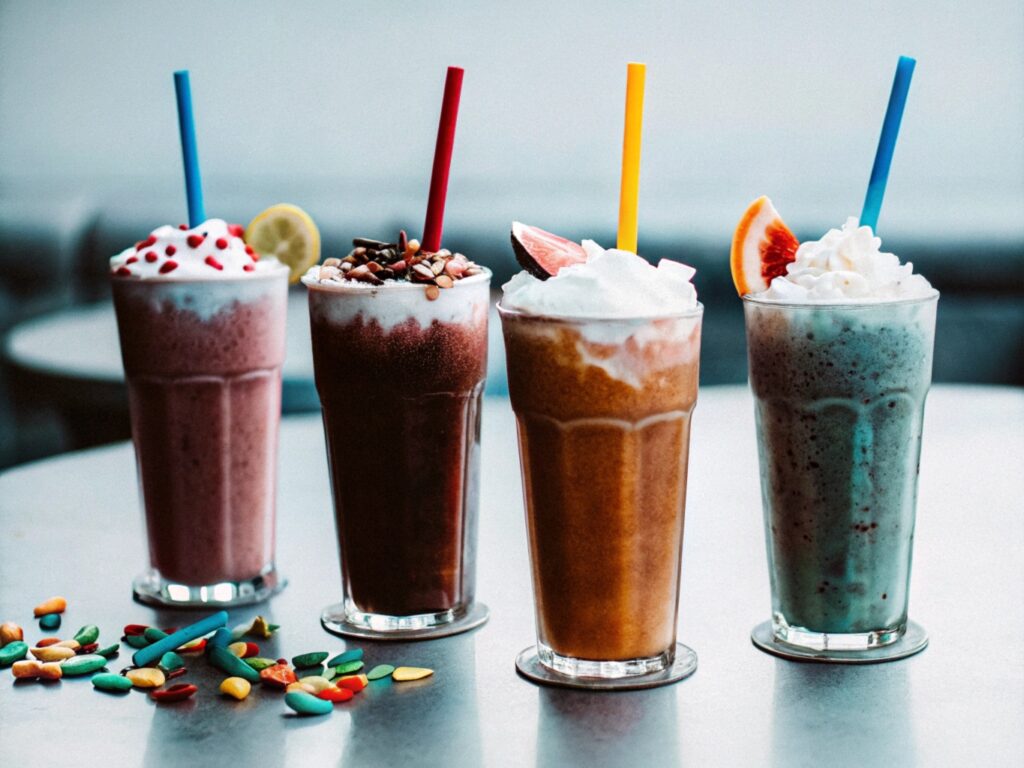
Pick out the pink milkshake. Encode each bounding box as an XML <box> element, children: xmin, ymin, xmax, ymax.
<box><xmin>110</xmin><ymin>219</ymin><xmax>289</xmax><ymax>606</ymax></box>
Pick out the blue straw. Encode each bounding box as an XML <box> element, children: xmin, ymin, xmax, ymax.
<box><xmin>132</xmin><ymin>610</ymin><xmax>227</xmax><ymax>668</ymax></box>
<box><xmin>860</xmin><ymin>55</ymin><xmax>916</xmax><ymax>232</ymax></box>
<box><xmin>173</xmin><ymin>70</ymin><xmax>205</xmax><ymax>228</ymax></box>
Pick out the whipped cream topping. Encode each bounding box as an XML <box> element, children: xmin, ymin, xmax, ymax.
<box><xmin>759</xmin><ymin>218</ymin><xmax>935</xmax><ymax>302</ymax></box>
<box><xmin>501</xmin><ymin>241</ymin><xmax>699</xmax><ymax>318</ymax></box>
<box><xmin>110</xmin><ymin>219</ymin><xmax>284</xmax><ymax>279</ymax></box>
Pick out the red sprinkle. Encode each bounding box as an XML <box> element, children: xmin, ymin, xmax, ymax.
<box><xmin>187</xmin><ymin>234</ymin><xmax>205</xmax><ymax>248</ymax></box>
<box><xmin>165</xmin><ymin>245</ymin><xmax>177</xmax><ymax>256</ymax></box>
<box><xmin>123</xmin><ymin>624</ymin><xmax>149</xmax><ymax>637</ymax></box>
<box><xmin>318</xmin><ymin>687</ymin><xmax>354</xmax><ymax>703</ymax></box>
<box><xmin>126</xmin><ymin>256</ymin><xmax>138</xmax><ymax>265</ymax></box>
<box><xmin>159</xmin><ymin>261</ymin><xmax>179</xmax><ymax>274</ymax></box>
<box><xmin>145</xmin><ymin>251</ymin><xmax>158</xmax><ymax>263</ymax></box>
<box><xmin>243</xmin><ymin>264</ymin><xmax>255</xmax><ymax>272</ymax></box>
<box><xmin>227</xmin><ymin>224</ymin><xmax>245</xmax><ymax>238</ymax></box>
<box><xmin>136</xmin><ymin>235</ymin><xmax>156</xmax><ymax>250</ymax></box>
<box><xmin>215</xmin><ymin>237</ymin><xmax>228</xmax><ymax>250</ymax></box>
<box><xmin>115</xmin><ymin>267</ymin><xmax>132</xmax><ymax>277</ymax></box>
<box><xmin>150</xmin><ymin>683</ymin><xmax>197</xmax><ymax>703</ymax></box>
<box><xmin>205</xmin><ymin>256</ymin><xmax>224</xmax><ymax>271</ymax></box>
<box><xmin>242</xmin><ymin>642</ymin><xmax>259</xmax><ymax>659</ymax></box>
<box><xmin>178</xmin><ymin>224</ymin><xmax>188</xmax><ymax>230</ymax></box>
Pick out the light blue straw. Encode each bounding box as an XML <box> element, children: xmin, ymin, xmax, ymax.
<box><xmin>860</xmin><ymin>56</ymin><xmax>916</xmax><ymax>232</ymax></box>
<box><xmin>132</xmin><ymin>610</ymin><xmax>227</xmax><ymax>668</ymax></box>
<box><xmin>173</xmin><ymin>70</ymin><xmax>205</xmax><ymax>228</ymax></box>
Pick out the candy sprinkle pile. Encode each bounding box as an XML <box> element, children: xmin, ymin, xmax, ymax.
<box><xmin>1</xmin><ymin>597</ymin><xmax>434</xmax><ymax>719</ymax></box>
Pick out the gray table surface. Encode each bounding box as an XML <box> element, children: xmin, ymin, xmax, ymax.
<box><xmin>0</xmin><ymin>386</ymin><xmax>1021</xmax><ymax>767</ymax></box>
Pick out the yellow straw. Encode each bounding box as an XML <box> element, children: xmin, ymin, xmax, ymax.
<box><xmin>617</xmin><ymin>62</ymin><xmax>646</xmax><ymax>253</ymax></box>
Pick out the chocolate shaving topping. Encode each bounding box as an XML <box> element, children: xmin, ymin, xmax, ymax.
<box><xmin>316</xmin><ymin>231</ymin><xmax>483</xmax><ymax>301</ymax></box>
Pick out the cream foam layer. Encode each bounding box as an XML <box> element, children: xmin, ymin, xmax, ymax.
<box><xmin>110</xmin><ymin>219</ymin><xmax>285</xmax><ymax>279</ymax></box>
<box><xmin>502</xmin><ymin>241</ymin><xmax>699</xmax><ymax>320</ymax></box>
<box><xmin>305</xmin><ymin>269</ymin><xmax>491</xmax><ymax>331</ymax></box>
<box><xmin>759</xmin><ymin>217</ymin><xmax>935</xmax><ymax>302</ymax></box>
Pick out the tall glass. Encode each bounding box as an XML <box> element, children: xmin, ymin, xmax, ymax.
<box><xmin>309</xmin><ymin>272</ymin><xmax>491</xmax><ymax>639</ymax></box>
<box><xmin>112</xmin><ymin>270</ymin><xmax>289</xmax><ymax>606</ymax></box>
<box><xmin>744</xmin><ymin>294</ymin><xmax>938</xmax><ymax>658</ymax></box>
<box><xmin>500</xmin><ymin>305</ymin><xmax>703</xmax><ymax>689</ymax></box>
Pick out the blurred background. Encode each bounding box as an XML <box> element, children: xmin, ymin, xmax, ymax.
<box><xmin>1</xmin><ymin>0</ymin><xmax>1021</xmax><ymax>467</ymax></box>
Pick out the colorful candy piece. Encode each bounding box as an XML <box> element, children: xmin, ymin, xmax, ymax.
<box><xmin>35</xmin><ymin>637</ymin><xmax>61</xmax><ymax>648</ymax></box>
<box><xmin>392</xmin><ymin>666</ymin><xmax>433</xmax><ymax>682</ymax></box>
<box><xmin>125</xmin><ymin>635</ymin><xmax>151</xmax><ymax>649</ymax></box>
<box><xmin>296</xmin><ymin>675</ymin><xmax>332</xmax><ymax>693</ymax></box>
<box><xmin>317</xmin><ymin>686</ymin><xmax>355</xmax><ymax>703</ymax></box>
<box><xmin>60</xmin><ymin>654</ymin><xmax>107</xmax><ymax>677</ymax></box>
<box><xmin>0</xmin><ymin>622</ymin><xmax>24</xmax><ymax>646</ymax></box>
<box><xmin>39</xmin><ymin>614</ymin><xmax>61</xmax><ymax>631</ymax></box>
<box><xmin>331</xmin><ymin>659</ymin><xmax>364</xmax><ymax>676</ymax></box>
<box><xmin>177</xmin><ymin>638</ymin><xmax>206</xmax><ymax>653</ymax></box>
<box><xmin>292</xmin><ymin>651</ymin><xmax>328</xmax><ymax>669</ymax></box>
<box><xmin>132</xmin><ymin>611</ymin><xmax>228</xmax><ymax>668</ymax></box>
<box><xmin>220</xmin><ymin>676</ymin><xmax>252</xmax><ymax>700</ymax></box>
<box><xmin>209</xmin><ymin>646</ymin><xmax>261</xmax><ymax>683</ymax></box>
<box><xmin>336</xmin><ymin>674</ymin><xmax>368</xmax><ymax>693</ymax></box>
<box><xmin>286</xmin><ymin>681</ymin><xmax>317</xmax><ymax>694</ymax></box>
<box><xmin>284</xmin><ymin>691</ymin><xmax>333</xmax><ymax>716</ymax></box>
<box><xmin>73</xmin><ymin>625</ymin><xmax>100</xmax><ymax>646</ymax></box>
<box><xmin>242</xmin><ymin>642</ymin><xmax>260</xmax><ymax>659</ymax></box>
<box><xmin>166</xmin><ymin>667</ymin><xmax>189</xmax><ymax>681</ymax></box>
<box><xmin>92</xmin><ymin>672</ymin><xmax>134</xmax><ymax>692</ymax></box>
<box><xmin>96</xmin><ymin>643</ymin><xmax>121</xmax><ymax>659</ymax></box>
<box><xmin>78</xmin><ymin>642</ymin><xmax>100</xmax><ymax>654</ymax></box>
<box><xmin>144</xmin><ymin>627</ymin><xmax>169</xmax><ymax>643</ymax></box>
<box><xmin>29</xmin><ymin>645</ymin><xmax>75</xmax><ymax>662</ymax></box>
<box><xmin>38</xmin><ymin>662</ymin><xmax>63</xmax><ymax>680</ymax></box>
<box><xmin>327</xmin><ymin>648</ymin><xmax>363</xmax><ymax>667</ymax></box>
<box><xmin>123</xmin><ymin>624</ymin><xmax>149</xmax><ymax>637</ymax></box>
<box><xmin>366</xmin><ymin>664</ymin><xmax>395</xmax><ymax>681</ymax></box>
<box><xmin>244</xmin><ymin>657</ymin><xmax>276</xmax><ymax>671</ymax></box>
<box><xmin>0</xmin><ymin>641</ymin><xmax>29</xmax><ymax>667</ymax></box>
<box><xmin>159</xmin><ymin>651</ymin><xmax>185</xmax><ymax>671</ymax></box>
<box><xmin>151</xmin><ymin>683</ymin><xmax>198</xmax><ymax>703</ymax></box>
<box><xmin>33</xmin><ymin>597</ymin><xmax>66</xmax><ymax>617</ymax></box>
<box><xmin>259</xmin><ymin>663</ymin><xmax>296</xmax><ymax>689</ymax></box>
<box><xmin>208</xmin><ymin>627</ymin><xmax>232</xmax><ymax>650</ymax></box>
<box><xmin>126</xmin><ymin>667</ymin><xmax>166</xmax><ymax>688</ymax></box>
<box><xmin>55</xmin><ymin>639</ymin><xmax>80</xmax><ymax>650</ymax></box>
<box><xmin>226</xmin><ymin>641</ymin><xmax>248</xmax><ymax>658</ymax></box>
<box><xmin>12</xmin><ymin>660</ymin><xmax>43</xmax><ymax>679</ymax></box>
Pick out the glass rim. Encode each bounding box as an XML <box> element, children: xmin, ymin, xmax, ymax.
<box><xmin>496</xmin><ymin>300</ymin><xmax>704</xmax><ymax>323</ymax></box>
<box><xmin>302</xmin><ymin>266</ymin><xmax>492</xmax><ymax>293</ymax></box>
<box><xmin>741</xmin><ymin>290</ymin><xmax>939</xmax><ymax>310</ymax></box>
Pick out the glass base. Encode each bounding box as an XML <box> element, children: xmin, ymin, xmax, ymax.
<box><xmin>751</xmin><ymin>619</ymin><xmax>928</xmax><ymax>664</ymax></box>
<box><xmin>772</xmin><ymin>612</ymin><xmax>905</xmax><ymax>651</ymax></box>
<box><xmin>515</xmin><ymin>643</ymin><xmax>698</xmax><ymax>691</ymax></box>
<box><xmin>132</xmin><ymin>565</ymin><xmax>285</xmax><ymax>608</ymax></box>
<box><xmin>320</xmin><ymin>600</ymin><xmax>489</xmax><ymax>641</ymax></box>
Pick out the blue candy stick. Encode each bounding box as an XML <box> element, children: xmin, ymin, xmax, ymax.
<box><xmin>860</xmin><ymin>55</ymin><xmax>916</xmax><ymax>232</ymax></box>
<box><xmin>132</xmin><ymin>610</ymin><xmax>227</xmax><ymax>668</ymax></box>
<box><xmin>173</xmin><ymin>70</ymin><xmax>206</xmax><ymax>228</ymax></box>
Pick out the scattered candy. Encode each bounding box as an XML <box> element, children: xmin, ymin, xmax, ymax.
<box><xmin>292</xmin><ymin>652</ymin><xmax>328</xmax><ymax>669</ymax></box>
<box><xmin>296</xmin><ymin>675</ymin><xmax>332</xmax><ymax>694</ymax></box>
<box><xmin>247</xmin><ymin>616</ymin><xmax>278</xmax><ymax>639</ymax></box>
<box><xmin>177</xmin><ymin>638</ymin><xmax>206</xmax><ymax>653</ymax></box>
<box><xmin>332</xmin><ymin>659</ymin><xmax>364</xmax><ymax>676</ymax></box>
<box><xmin>284</xmin><ymin>690</ymin><xmax>333</xmax><ymax>716</ymax></box>
<box><xmin>125</xmin><ymin>635</ymin><xmax>150</xmax><ymax>649</ymax></box>
<box><xmin>317</xmin><ymin>686</ymin><xmax>355</xmax><ymax>703</ymax></box>
<box><xmin>0</xmin><ymin>641</ymin><xmax>29</xmax><ymax>667</ymax></box>
<box><xmin>366</xmin><ymin>664</ymin><xmax>395</xmax><ymax>681</ymax></box>
<box><xmin>337</xmin><ymin>674</ymin><xmax>368</xmax><ymax>693</ymax></box>
<box><xmin>125</xmin><ymin>667</ymin><xmax>165</xmax><ymax>689</ymax></box>
<box><xmin>327</xmin><ymin>648</ymin><xmax>363</xmax><ymax>667</ymax></box>
<box><xmin>78</xmin><ymin>642</ymin><xmax>99</xmax><ymax>654</ymax></box>
<box><xmin>54</xmin><ymin>639</ymin><xmax>80</xmax><ymax>651</ymax></box>
<box><xmin>392</xmin><ymin>667</ymin><xmax>433</xmax><ymax>682</ymax></box>
<box><xmin>259</xmin><ymin>663</ymin><xmax>296</xmax><ymax>689</ymax></box>
<box><xmin>12</xmin><ymin>660</ymin><xmax>43</xmax><ymax>679</ymax></box>
<box><xmin>286</xmin><ymin>681</ymin><xmax>317</xmax><ymax>694</ymax></box>
<box><xmin>143</xmin><ymin>627</ymin><xmax>169</xmax><ymax>643</ymax></box>
<box><xmin>39</xmin><ymin>613</ymin><xmax>61</xmax><ymax>631</ymax></box>
<box><xmin>123</xmin><ymin>624</ymin><xmax>148</xmax><ymax>637</ymax></box>
<box><xmin>35</xmin><ymin>637</ymin><xmax>61</xmax><ymax>648</ymax></box>
<box><xmin>166</xmin><ymin>667</ymin><xmax>189</xmax><ymax>681</ymax></box>
<box><xmin>208</xmin><ymin>627</ymin><xmax>232</xmax><ymax>650</ymax></box>
<box><xmin>0</xmin><ymin>622</ymin><xmax>23</xmax><ymax>646</ymax></box>
<box><xmin>151</xmin><ymin>683</ymin><xmax>198</xmax><ymax>703</ymax></box>
<box><xmin>132</xmin><ymin>611</ymin><xmax>228</xmax><ymax>668</ymax></box>
<box><xmin>209</xmin><ymin>646</ymin><xmax>261</xmax><ymax>683</ymax></box>
<box><xmin>33</xmin><ymin>597</ymin><xmax>66</xmax><ymax>617</ymax></box>
<box><xmin>96</xmin><ymin>643</ymin><xmax>121</xmax><ymax>659</ymax></box>
<box><xmin>29</xmin><ymin>646</ymin><xmax>75</xmax><ymax>662</ymax></box>
<box><xmin>242</xmin><ymin>642</ymin><xmax>260</xmax><ymax>659</ymax></box>
<box><xmin>159</xmin><ymin>651</ymin><xmax>185</xmax><ymax>671</ymax></box>
<box><xmin>226</xmin><ymin>641</ymin><xmax>248</xmax><ymax>658</ymax></box>
<box><xmin>38</xmin><ymin>662</ymin><xmax>63</xmax><ymax>680</ymax></box>
<box><xmin>243</xmin><ymin>657</ymin><xmax>276</xmax><ymax>672</ymax></box>
<box><xmin>60</xmin><ymin>654</ymin><xmax>107</xmax><ymax>677</ymax></box>
<box><xmin>220</xmin><ymin>676</ymin><xmax>252</xmax><ymax>701</ymax></box>
<box><xmin>92</xmin><ymin>673</ymin><xmax>134</xmax><ymax>692</ymax></box>
<box><xmin>73</xmin><ymin>625</ymin><xmax>99</xmax><ymax>646</ymax></box>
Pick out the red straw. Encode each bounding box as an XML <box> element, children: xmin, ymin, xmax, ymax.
<box><xmin>421</xmin><ymin>66</ymin><xmax>464</xmax><ymax>253</ymax></box>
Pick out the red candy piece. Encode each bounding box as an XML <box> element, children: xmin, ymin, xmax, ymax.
<box><xmin>259</xmin><ymin>663</ymin><xmax>296</xmax><ymax>689</ymax></box>
<box><xmin>159</xmin><ymin>261</ymin><xmax>179</xmax><ymax>274</ymax></box>
<box><xmin>36</xmin><ymin>637</ymin><xmax>60</xmax><ymax>647</ymax></box>
<box><xmin>78</xmin><ymin>643</ymin><xmax>99</xmax><ymax>654</ymax></box>
<box><xmin>205</xmin><ymin>256</ymin><xmax>223</xmax><ymax>271</ymax></box>
<box><xmin>227</xmin><ymin>224</ymin><xmax>245</xmax><ymax>238</ymax></box>
<box><xmin>242</xmin><ymin>642</ymin><xmax>259</xmax><ymax>659</ymax></box>
<box><xmin>145</xmin><ymin>251</ymin><xmax>158</xmax><ymax>263</ymax></box>
<box><xmin>165</xmin><ymin>245</ymin><xmax>176</xmax><ymax>256</ymax></box>
<box><xmin>337</xmin><ymin>676</ymin><xmax>366</xmax><ymax>693</ymax></box>
<box><xmin>187</xmin><ymin>234</ymin><xmax>205</xmax><ymax>248</ymax></box>
<box><xmin>178</xmin><ymin>638</ymin><xmax>206</xmax><ymax>654</ymax></box>
<box><xmin>318</xmin><ymin>687</ymin><xmax>355</xmax><ymax>703</ymax></box>
<box><xmin>126</xmin><ymin>256</ymin><xmax>138</xmax><ymax>265</ymax></box>
<box><xmin>115</xmin><ymin>267</ymin><xmax>132</xmax><ymax>277</ymax></box>
<box><xmin>150</xmin><ymin>683</ymin><xmax>197</xmax><ymax>703</ymax></box>
<box><xmin>123</xmin><ymin>624</ymin><xmax>149</xmax><ymax>637</ymax></box>
<box><xmin>166</xmin><ymin>667</ymin><xmax>188</xmax><ymax>681</ymax></box>
<box><xmin>215</xmin><ymin>238</ymin><xmax>228</xmax><ymax>250</ymax></box>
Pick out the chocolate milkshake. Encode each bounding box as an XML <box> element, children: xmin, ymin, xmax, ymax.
<box><xmin>501</xmin><ymin>227</ymin><xmax>702</xmax><ymax>684</ymax></box>
<box><xmin>305</xmin><ymin>235</ymin><xmax>491</xmax><ymax>638</ymax></box>
<box><xmin>110</xmin><ymin>219</ymin><xmax>289</xmax><ymax>606</ymax></box>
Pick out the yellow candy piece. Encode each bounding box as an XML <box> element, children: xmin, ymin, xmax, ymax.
<box><xmin>297</xmin><ymin>675</ymin><xmax>332</xmax><ymax>693</ymax></box>
<box><xmin>38</xmin><ymin>662</ymin><xmax>63</xmax><ymax>680</ymax></box>
<box><xmin>220</xmin><ymin>676</ymin><xmax>252</xmax><ymax>701</ymax></box>
<box><xmin>226</xmin><ymin>642</ymin><xmax>248</xmax><ymax>658</ymax></box>
<box><xmin>286</xmin><ymin>681</ymin><xmax>317</xmax><ymax>694</ymax></box>
<box><xmin>30</xmin><ymin>646</ymin><xmax>75</xmax><ymax>662</ymax></box>
<box><xmin>126</xmin><ymin>667</ymin><xmax>165</xmax><ymax>689</ymax></box>
<box><xmin>54</xmin><ymin>639</ymin><xmax>80</xmax><ymax>650</ymax></box>
<box><xmin>392</xmin><ymin>666</ymin><xmax>434</xmax><ymax>682</ymax></box>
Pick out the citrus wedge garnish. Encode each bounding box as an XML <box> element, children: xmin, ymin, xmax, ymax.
<box><xmin>245</xmin><ymin>203</ymin><xmax>320</xmax><ymax>283</ymax></box>
<box><xmin>730</xmin><ymin>196</ymin><xmax>799</xmax><ymax>296</ymax></box>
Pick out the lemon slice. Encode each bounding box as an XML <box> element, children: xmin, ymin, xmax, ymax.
<box><xmin>245</xmin><ymin>203</ymin><xmax>320</xmax><ymax>283</ymax></box>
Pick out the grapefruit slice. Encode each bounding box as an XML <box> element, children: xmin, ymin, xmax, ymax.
<box><xmin>511</xmin><ymin>221</ymin><xmax>587</xmax><ymax>280</ymax></box>
<box><xmin>730</xmin><ymin>196</ymin><xmax>799</xmax><ymax>296</ymax></box>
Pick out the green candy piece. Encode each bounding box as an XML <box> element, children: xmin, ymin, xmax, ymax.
<box><xmin>144</xmin><ymin>627</ymin><xmax>169</xmax><ymax>643</ymax></box>
<box><xmin>91</xmin><ymin>672</ymin><xmax>134</xmax><ymax>692</ymax></box>
<box><xmin>292</xmin><ymin>651</ymin><xmax>328</xmax><ymax>669</ymax></box>
<box><xmin>159</xmin><ymin>651</ymin><xmax>185</xmax><ymax>671</ymax></box>
<box><xmin>209</xmin><ymin>646</ymin><xmax>260</xmax><ymax>683</ymax></box>
<box><xmin>332</xmin><ymin>660</ymin><xmax>364</xmax><ymax>676</ymax></box>
<box><xmin>243</xmin><ymin>657</ymin><xmax>277</xmax><ymax>671</ymax></box>
<box><xmin>124</xmin><ymin>635</ymin><xmax>150</xmax><ymax>649</ymax></box>
<box><xmin>0</xmin><ymin>641</ymin><xmax>29</xmax><ymax>667</ymax></box>
<box><xmin>284</xmin><ymin>691</ymin><xmax>333</xmax><ymax>716</ymax></box>
<box><xmin>327</xmin><ymin>648</ymin><xmax>363</xmax><ymax>667</ymax></box>
<box><xmin>366</xmin><ymin>664</ymin><xmax>395</xmax><ymax>681</ymax></box>
<box><xmin>39</xmin><ymin>613</ymin><xmax>61</xmax><ymax>630</ymax></box>
<box><xmin>61</xmin><ymin>654</ymin><xmax>107</xmax><ymax>677</ymax></box>
<box><xmin>96</xmin><ymin>644</ymin><xmax>121</xmax><ymax>659</ymax></box>
<box><xmin>73</xmin><ymin>625</ymin><xmax>100</xmax><ymax>646</ymax></box>
<box><xmin>268</xmin><ymin>624</ymin><xmax>280</xmax><ymax>633</ymax></box>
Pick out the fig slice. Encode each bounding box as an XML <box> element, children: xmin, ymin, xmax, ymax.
<box><xmin>511</xmin><ymin>221</ymin><xmax>588</xmax><ymax>280</ymax></box>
